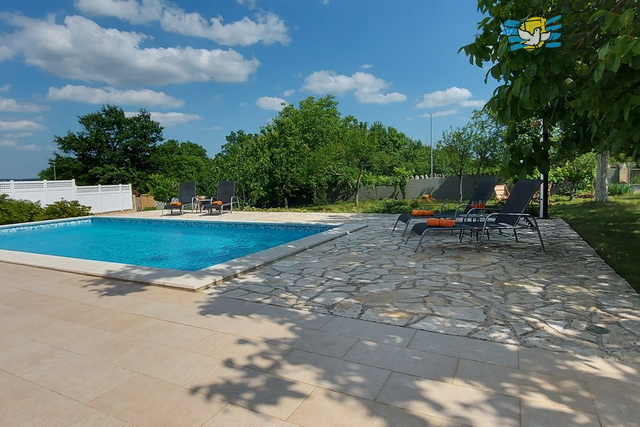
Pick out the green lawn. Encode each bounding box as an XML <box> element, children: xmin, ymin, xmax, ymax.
<box><xmin>549</xmin><ymin>193</ymin><xmax>640</xmax><ymax>293</ymax></box>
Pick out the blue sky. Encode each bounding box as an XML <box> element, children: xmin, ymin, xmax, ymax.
<box><xmin>0</xmin><ymin>0</ymin><xmax>496</xmax><ymax>179</ymax></box>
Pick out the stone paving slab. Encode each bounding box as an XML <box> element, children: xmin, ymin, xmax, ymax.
<box><xmin>172</xmin><ymin>211</ymin><xmax>639</xmax><ymax>364</ymax></box>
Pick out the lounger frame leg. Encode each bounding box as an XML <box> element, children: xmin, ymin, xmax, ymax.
<box><xmin>414</xmin><ymin>231</ymin><xmax>428</xmax><ymax>252</ymax></box>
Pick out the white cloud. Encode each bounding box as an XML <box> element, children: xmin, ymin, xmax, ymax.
<box><xmin>0</xmin><ymin>119</ymin><xmax>45</xmax><ymax>131</ymax></box>
<box><xmin>237</xmin><ymin>0</ymin><xmax>258</xmax><ymax>9</ymax></box>
<box><xmin>417</xmin><ymin>87</ymin><xmax>473</xmax><ymax>109</ymax></box>
<box><xmin>360</xmin><ymin>64</ymin><xmax>373</xmax><ymax>69</ymax></box>
<box><xmin>47</xmin><ymin>85</ymin><xmax>184</xmax><ymax>108</ymax></box>
<box><xmin>256</xmin><ymin>96</ymin><xmax>288</xmax><ymax>111</ymax></box>
<box><xmin>459</xmin><ymin>99</ymin><xmax>486</xmax><ymax>108</ymax></box>
<box><xmin>0</xmin><ymin>14</ymin><xmax>260</xmax><ymax>86</ymax></box>
<box><xmin>75</xmin><ymin>0</ymin><xmax>290</xmax><ymax>46</ymax></box>
<box><xmin>125</xmin><ymin>111</ymin><xmax>202</xmax><ymax>127</ymax></box>
<box><xmin>0</xmin><ymin>139</ymin><xmax>40</xmax><ymax>151</ymax></box>
<box><xmin>0</xmin><ymin>84</ymin><xmax>11</xmax><ymax>93</ymax></box>
<box><xmin>431</xmin><ymin>109</ymin><xmax>459</xmax><ymax>117</ymax></box>
<box><xmin>5</xmin><ymin>132</ymin><xmax>34</xmax><ymax>138</ymax></box>
<box><xmin>16</xmin><ymin>144</ymin><xmax>39</xmax><ymax>151</ymax></box>
<box><xmin>283</xmin><ymin>89</ymin><xmax>295</xmax><ymax>97</ymax></box>
<box><xmin>0</xmin><ymin>97</ymin><xmax>46</xmax><ymax>113</ymax></box>
<box><xmin>303</xmin><ymin>70</ymin><xmax>407</xmax><ymax>105</ymax></box>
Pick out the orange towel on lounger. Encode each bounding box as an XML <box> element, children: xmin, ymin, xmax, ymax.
<box><xmin>211</xmin><ymin>201</ymin><xmax>223</xmax><ymax>205</ymax></box>
<box><xmin>170</xmin><ymin>202</ymin><xmax>182</xmax><ymax>206</ymax></box>
<box><xmin>411</xmin><ymin>209</ymin><xmax>435</xmax><ymax>216</ymax></box>
<box><xmin>426</xmin><ymin>218</ymin><xmax>456</xmax><ymax>227</ymax></box>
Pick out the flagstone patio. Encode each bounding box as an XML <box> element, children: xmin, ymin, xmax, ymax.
<box><xmin>1</xmin><ymin>211</ymin><xmax>639</xmax><ymax>426</ymax></box>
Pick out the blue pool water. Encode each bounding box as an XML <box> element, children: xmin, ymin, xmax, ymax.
<box><xmin>0</xmin><ymin>217</ymin><xmax>334</xmax><ymax>271</ymax></box>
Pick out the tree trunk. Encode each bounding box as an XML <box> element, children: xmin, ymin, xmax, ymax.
<box><xmin>458</xmin><ymin>173</ymin><xmax>464</xmax><ymax>202</ymax></box>
<box><xmin>595</xmin><ymin>151</ymin><xmax>608</xmax><ymax>202</ymax></box>
<box><xmin>354</xmin><ymin>164</ymin><xmax>363</xmax><ymax>208</ymax></box>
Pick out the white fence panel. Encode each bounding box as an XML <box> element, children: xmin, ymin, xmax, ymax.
<box><xmin>0</xmin><ymin>180</ymin><xmax>76</xmax><ymax>205</ymax></box>
<box><xmin>0</xmin><ymin>180</ymin><xmax>133</xmax><ymax>214</ymax></box>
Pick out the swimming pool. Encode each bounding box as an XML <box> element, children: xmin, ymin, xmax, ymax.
<box><xmin>0</xmin><ymin>217</ymin><xmax>335</xmax><ymax>271</ymax></box>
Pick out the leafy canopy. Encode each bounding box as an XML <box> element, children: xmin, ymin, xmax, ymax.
<box><xmin>461</xmin><ymin>0</ymin><xmax>640</xmax><ymax>177</ymax></box>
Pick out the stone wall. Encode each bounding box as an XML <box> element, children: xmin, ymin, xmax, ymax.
<box><xmin>357</xmin><ymin>176</ymin><xmax>498</xmax><ymax>201</ymax></box>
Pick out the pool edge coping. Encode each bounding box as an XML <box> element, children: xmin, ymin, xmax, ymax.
<box><xmin>0</xmin><ymin>218</ymin><xmax>367</xmax><ymax>292</ymax></box>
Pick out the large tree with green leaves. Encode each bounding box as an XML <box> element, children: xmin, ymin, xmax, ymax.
<box><xmin>462</xmin><ymin>0</ymin><xmax>640</xmax><ymax>202</ymax></box>
<box><xmin>438</xmin><ymin>125</ymin><xmax>477</xmax><ymax>201</ymax></box>
<box><xmin>41</xmin><ymin>105</ymin><xmax>164</xmax><ymax>191</ymax></box>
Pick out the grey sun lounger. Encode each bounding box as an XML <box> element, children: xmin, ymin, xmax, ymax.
<box><xmin>201</xmin><ymin>181</ymin><xmax>237</xmax><ymax>215</ymax></box>
<box><xmin>162</xmin><ymin>182</ymin><xmax>196</xmax><ymax>215</ymax></box>
<box><xmin>392</xmin><ymin>176</ymin><xmax>497</xmax><ymax>236</ymax></box>
<box><xmin>406</xmin><ymin>178</ymin><xmax>545</xmax><ymax>252</ymax></box>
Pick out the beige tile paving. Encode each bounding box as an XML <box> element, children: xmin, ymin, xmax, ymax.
<box><xmin>202</xmin><ymin>403</ymin><xmax>299</xmax><ymax>427</ymax></box>
<box><xmin>319</xmin><ymin>316</ymin><xmax>416</xmax><ymax>346</ymax></box>
<box><xmin>188</xmin><ymin>331</ymin><xmax>293</xmax><ymax>371</ymax></box>
<box><xmin>270</xmin><ymin>349</ymin><xmax>391</xmax><ymax>400</ymax></box>
<box><xmin>519</xmin><ymin>346</ymin><xmax>640</xmax><ymax>387</ymax></box>
<box><xmin>2</xmin><ymin>211</ymin><xmax>640</xmax><ymax>426</ymax></box>
<box><xmin>376</xmin><ymin>372</ymin><xmax>521</xmax><ymax>426</ymax></box>
<box><xmin>0</xmin><ymin>333</ymin><xmax>68</xmax><ymax>375</ymax></box>
<box><xmin>186</xmin><ymin>362</ymin><xmax>316</xmax><ymax>419</ymax></box>
<box><xmin>0</xmin><ymin>370</ymin><xmax>47</xmax><ymax>411</ymax></box>
<box><xmin>588</xmin><ymin>380</ymin><xmax>640</xmax><ymax>427</ymax></box>
<box><xmin>288</xmin><ymin>387</ymin><xmax>443</xmax><ymax>427</ymax></box>
<box><xmin>21</xmin><ymin>352</ymin><xmax>136</xmax><ymax>403</ymax></box>
<box><xmin>119</xmin><ymin>318</ymin><xmax>214</xmax><ymax>348</ymax></box>
<box><xmin>410</xmin><ymin>329</ymin><xmax>520</xmax><ymax>367</ymax></box>
<box><xmin>453</xmin><ymin>359</ymin><xmax>596</xmax><ymax>413</ymax></box>
<box><xmin>259</xmin><ymin>324</ymin><xmax>358</xmax><ymax>358</ymax></box>
<box><xmin>89</xmin><ymin>374</ymin><xmax>226</xmax><ymax>427</ymax></box>
<box><xmin>520</xmin><ymin>400</ymin><xmax>600</xmax><ymax>427</ymax></box>
<box><xmin>0</xmin><ymin>389</ymin><xmax>129</xmax><ymax>427</ymax></box>
<box><xmin>343</xmin><ymin>339</ymin><xmax>459</xmax><ymax>382</ymax></box>
<box><xmin>110</xmin><ymin>341</ymin><xmax>220</xmax><ymax>386</ymax></box>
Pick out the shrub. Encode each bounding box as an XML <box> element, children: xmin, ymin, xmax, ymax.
<box><xmin>364</xmin><ymin>198</ymin><xmax>427</xmax><ymax>214</ymax></box>
<box><xmin>0</xmin><ymin>194</ymin><xmax>42</xmax><ymax>225</ymax></box>
<box><xmin>608</xmin><ymin>183</ymin><xmax>634</xmax><ymax>196</ymax></box>
<box><xmin>147</xmin><ymin>174</ymin><xmax>178</xmax><ymax>203</ymax></box>
<box><xmin>35</xmin><ymin>200</ymin><xmax>92</xmax><ymax>221</ymax></box>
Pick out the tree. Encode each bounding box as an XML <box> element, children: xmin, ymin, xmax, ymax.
<box><xmin>439</xmin><ymin>125</ymin><xmax>476</xmax><ymax>201</ymax></box>
<box><xmin>549</xmin><ymin>151</ymin><xmax>597</xmax><ymax>199</ymax></box>
<box><xmin>151</xmin><ymin>139</ymin><xmax>214</xmax><ymax>195</ymax></box>
<box><xmin>42</xmin><ymin>105</ymin><xmax>164</xmax><ymax>191</ymax></box>
<box><xmin>461</xmin><ymin>0</ymin><xmax>640</xmax><ymax>202</ymax></box>
<box><xmin>468</xmin><ymin>108</ymin><xmax>506</xmax><ymax>177</ymax></box>
<box><xmin>333</xmin><ymin>117</ymin><xmax>378</xmax><ymax>207</ymax></box>
<box><xmin>212</xmin><ymin>130</ymin><xmax>271</xmax><ymax>206</ymax></box>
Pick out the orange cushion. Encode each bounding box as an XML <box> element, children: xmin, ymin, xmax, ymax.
<box><xmin>211</xmin><ymin>201</ymin><xmax>223</xmax><ymax>205</ymax></box>
<box><xmin>170</xmin><ymin>202</ymin><xmax>182</xmax><ymax>206</ymax></box>
<box><xmin>412</xmin><ymin>209</ymin><xmax>434</xmax><ymax>216</ymax></box>
<box><xmin>426</xmin><ymin>218</ymin><xmax>456</xmax><ymax>227</ymax></box>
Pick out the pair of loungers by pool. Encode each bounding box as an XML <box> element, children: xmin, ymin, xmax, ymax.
<box><xmin>396</xmin><ymin>178</ymin><xmax>545</xmax><ymax>252</ymax></box>
<box><xmin>162</xmin><ymin>181</ymin><xmax>237</xmax><ymax>216</ymax></box>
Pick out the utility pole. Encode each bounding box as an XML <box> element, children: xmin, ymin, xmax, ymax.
<box><xmin>429</xmin><ymin>112</ymin><xmax>434</xmax><ymax>177</ymax></box>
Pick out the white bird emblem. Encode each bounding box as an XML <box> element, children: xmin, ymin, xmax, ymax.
<box><xmin>518</xmin><ymin>27</ymin><xmax>551</xmax><ymax>46</ymax></box>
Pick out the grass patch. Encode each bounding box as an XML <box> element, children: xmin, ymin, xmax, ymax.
<box><xmin>549</xmin><ymin>193</ymin><xmax>640</xmax><ymax>293</ymax></box>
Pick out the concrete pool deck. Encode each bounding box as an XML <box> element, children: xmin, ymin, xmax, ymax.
<box><xmin>1</xmin><ymin>211</ymin><xmax>639</xmax><ymax>425</ymax></box>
